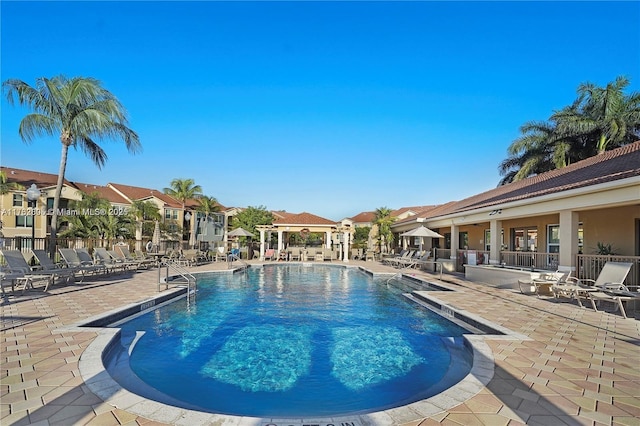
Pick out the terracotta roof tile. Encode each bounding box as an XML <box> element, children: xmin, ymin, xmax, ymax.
<box><xmin>436</xmin><ymin>141</ymin><xmax>640</xmax><ymax>217</ymax></box>
<box><xmin>108</xmin><ymin>183</ymin><xmax>182</xmax><ymax>207</ymax></box>
<box><xmin>74</xmin><ymin>182</ymin><xmax>130</xmax><ymax>204</ymax></box>
<box><xmin>0</xmin><ymin>166</ymin><xmax>73</xmax><ymax>189</ymax></box>
<box><xmin>350</xmin><ymin>211</ymin><xmax>376</xmax><ymax>223</ymax></box>
<box><xmin>273</xmin><ymin>211</ymin><xmax>336</xmax><ymax>226</ymax></box>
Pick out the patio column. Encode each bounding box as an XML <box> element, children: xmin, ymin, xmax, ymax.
<box><xmin>259</xmin><ymin>228</ymin><xmax>265</xmax><ymax>260</ymax></box>
<box><xmin>489</xmin><ymin>219</ymin><xmax>502</xmax><ymax>265</ymax></box>
<box><xmin>325</xmin><ymin>231</ymin><xmax>332</xmax><ymax>249</ymax></box>
<box><xmin>559</xmin><ymin>210</ymin><xmax>579</xmax><ymax>271</ymax></box>
<box><xmin>278</xmin><ymin>230</ymin><xmax>284</xmax><ymax>252</ymax></box>
<box><xmin>450</xmin><ymin>224</ymin><xmax>459</xmax><ymax>260</ymax></box>
<box><xmin>343</xmin><ymin>231</ymin><xmax>350</xmax><ymax>262</ymax></box>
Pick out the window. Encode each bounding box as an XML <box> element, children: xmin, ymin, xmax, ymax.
<box><xmin>512</xmin><ymin>227</ymin><xmax>537</xmax><ymax>251</ymax></box>
<box><xmin>173</xmin><ymin>210</ymin><xmax>178</xmax><ymax>220</ymax></box>
<box><xmin>547</xmin><ymin>225</ymin><xmax>560</xmax><ymax>254</ymax></box>
<box><xmin>16</xmin><ymin>215</ymin><xmax>33</xmax><ymax>227</ymax></box>
<box><xmin>484</xmin><ymin>230</ymin><xmax>491</xmax><ymax>251</ymax></box>
<box><xmin>165</xmin><ymin>209</ymin><xmax>172</xmax><ymax>220</ymax></box>
<box><xmin>13</xmin><ymin>194</ymin><xmax>23</xmax><ymax>207</ymax></box>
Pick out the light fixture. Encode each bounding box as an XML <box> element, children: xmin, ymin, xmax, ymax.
<box><xmin>26</xmin><ymin>184</ymin><xmax>41</xmax><ymax>249</ymax></box>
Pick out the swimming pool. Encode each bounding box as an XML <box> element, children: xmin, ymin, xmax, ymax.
<box><xmin>106</xmin><ymin>264</ymin><xmax>474</xmax><ymax>417</ymax></box>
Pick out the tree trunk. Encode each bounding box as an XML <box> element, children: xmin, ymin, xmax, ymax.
<box><xmin>49</xmin><ymin>144</ymin><xmax>70</xmax><ymax>258</ymax></box>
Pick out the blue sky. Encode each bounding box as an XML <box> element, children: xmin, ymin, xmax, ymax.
<box><xmin>2</xmin><ymin>1</ymin><xmax>639</xmax><ymax>220</ymax></box>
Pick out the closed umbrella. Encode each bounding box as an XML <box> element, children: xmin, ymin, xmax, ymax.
<box><xmin>151</xmin><ymin>220</ymin><xmax>161</xmax><ymax>252</ymax></box>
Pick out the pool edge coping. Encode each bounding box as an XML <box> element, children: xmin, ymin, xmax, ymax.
<box><xmin>67</xmin><ymin>264</ymin><xmax>532</xmax><ymax>425</ymax></box>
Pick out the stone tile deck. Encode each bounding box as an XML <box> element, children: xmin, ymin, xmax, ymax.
<box><xmin>1</xmin><ymin>259</ymin><xmax>639</xmax><ymax>425</ymax></box>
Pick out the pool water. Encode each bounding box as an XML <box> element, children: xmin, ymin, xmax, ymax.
<box><xmin>110</xmin><ymin>264</ymin><xmax>472</xmax><ymax>417</ymax></box>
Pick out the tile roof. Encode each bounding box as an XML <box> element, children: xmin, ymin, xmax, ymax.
<box><xmin>427</xmin><ymin>141</ymin><xmax>640</xmax><ymax>219</ymax></box>
<box><xmin>74</xmin><ymin>182</ymin><xmax>130</xmax><ymax>204</ymax></box>
<box><xmin>107</xmin><ymin>183</ymin><xmax>182</xmax><ymax>208</ymax></box>
<box><xmin>0</xmin><ymin>166</ymin><xmax>74</xmax><ymax>189</ymax></box>
<box><xmin>273</xmin><ymin>211</ymin><xmax>336</xmax><ymax>226</ymax></box>
<box><xmin>349</xmin><ymin>211</ymin><xmax>376</xmax><ymax>223</ymax></box>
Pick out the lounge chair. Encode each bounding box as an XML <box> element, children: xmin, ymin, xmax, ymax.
<box><xmin>322</xmin><ymin>248</ymin><xmax>333</xmax><ymax>261</ymax></box>
<box><xmin>58</xmin><ymin>248</ymin><xmax>107</xmax><ymax>278</ymax></box>
<box><xmin>93</xmin><ymin>247</ymin><xmax>135</xmax><ymax>273</ymax></box>
<box><xmin>1</xmin><ymin>267</ymin><xmax>33</xmax><ymax>295</ymax></box>
<box><xmin>0</xmin><ymin>249</ymin><xmax>62</xmax><ymax>291</ymax></box>
<box><xmin>116</xmin><ymin>246</ymin><xmax>157</xmax><ymax>269</ymax></box>
<box><xmin>552</xmin><ymin>262</ymin><xmax>633</xmax><ymax>312</ymax></box>
<box><xmin>289</xmin><ymin>247</ymin><xmax>301</xmax><ymax>261</ymax></box>
<box><xmin>264</xmin><ymin>249</ymin><xmax>276</xmax><ymax>261</ymax></box>
<box><xmin>31</xmin><ymin>250</ymin><xmax>77</xmax><ymax>283</ymax></box>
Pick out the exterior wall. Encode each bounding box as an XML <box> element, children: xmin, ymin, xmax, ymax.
<box><xmin>580</xmin><ymin>205</ymin><xmax>640</xmax><ymax>256</ymax></box>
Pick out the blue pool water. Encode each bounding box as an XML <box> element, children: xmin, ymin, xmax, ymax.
<box><xmin>109</xmin><ymin>264</ymin><xmax>473</xmax><ymax>417</ymax></box>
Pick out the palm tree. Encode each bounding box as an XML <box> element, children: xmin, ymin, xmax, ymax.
<box><xmin>129</xmin><ymin>200</ymin><xmax>161</xmax><ymax>250</ymax></box>
<box><xmin>2</xmin><ymin>76</ymin><xmax>141</xmax><ymax>256</ymax></box>
<box><xmin>373</xmin><ymin>207</ymin><xmax>395</xmax><ymax>253</ymax></box>
<box><xmin>196</xmin><ymin>195</ymin><xmax>220</xmax><ymax>219</ymax></box>
<box><xmin>163</xmin><ymin>178</ymin><xmax>202</xmax><ymax>244</ymax></box>
<box><xmin>563</xmin><ymin>76</ymin><xmax>640</xmax><ymax>154</ymax></box>
<box><xmin>163</xmin><ymin>178</ymin><xmax>203</xmax><ymax>209</ymax></box>
<box><xmin>0</xmin><ymin>170</ymin><xmax>23</xmax><ymax>194</ymax></box>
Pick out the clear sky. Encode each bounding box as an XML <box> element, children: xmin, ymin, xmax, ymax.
<box><xmin>2</xmin><ymin>1</ymin><xmax>639</xmax><ymax>221</ymax></box>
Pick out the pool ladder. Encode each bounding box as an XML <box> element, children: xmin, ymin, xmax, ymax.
<box><xmin>158</xmin><ymin>260</ymin><xmax>197</xmax><ymax>309</ymax></box>
<box><xmin>227</xmin><ymin>253</ymin><xmax>249</xmax><ymax>271</ymax></box>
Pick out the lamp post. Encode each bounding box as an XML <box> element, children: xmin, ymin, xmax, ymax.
<box><xmin>26</xmin><ymin>184</ymin><xmax>41</xmax><ymax>250</ymax></box>
<box><xmin>184</xmin><ymin>211</ymin><xmax>192</xmax><ymax>248</ymax></box>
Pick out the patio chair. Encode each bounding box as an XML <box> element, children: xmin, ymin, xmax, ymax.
<box><xmin>59</xmin><ymin>248</ymin><xmax>107</xmax><ymax>278</ymax></box>
<box><xmin>1</xmin><ymin>267</ymin><xmax>33</xmax><ymax>295</ymax></box>
<box><xmin>289</xmin><ymin>247</ymin><xmax>301</xmax><ymax>261</ymax></box>
<box><xmin>115</xmin><ymin>246</ymin><xmax>156</xmax><ymax>269</ymax></box>
<box><xmin>572</xmin><ymin>262</ymin><xmax>633</xmax><ymax>308</ymax></box>
<box><xmin>0</xmin><ymin>249</ymin><xmax>61</xmax><ymax>291</ymax></box>
<box><xmin>322</xmin><ymin>248</ymin><xmax>333</xmax><ymax>261</ymax></box>
<box><xmin>264</xmin><ymin>249</ymin><xmax>276</xmax><ymax>261</ymax></box>
<box><xmin>31</xmin><ymin>250</ymin><xmax>77</xmax><ymax>283</ymax></box>
<box><xmin>93</xmin><ymin>247</ymin><xmax>134</xmax><ymax>273</ymax></box>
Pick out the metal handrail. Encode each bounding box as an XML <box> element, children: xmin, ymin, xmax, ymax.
<box><xmin>158</xmin><ymin>259</ymin><xmax>197</xmax><ymax>309</ymax></box>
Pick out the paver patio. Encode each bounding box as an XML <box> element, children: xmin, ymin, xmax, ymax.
<box><xmin>1</xmin><ymin>260</ymin><xmax>639</xmax><ymax>425</ymax></box>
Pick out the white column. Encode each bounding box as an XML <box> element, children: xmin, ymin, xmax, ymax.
<box><xmin>450</xmin><ymin>224</ymin><xmax>459</xmax><ymax>260</ymax></box>
<box><xmin>559</xmin><ymin>210</ymin><xmax>579</xmax><ymax>271</ymax></box>
<box><xmin>325</xmin><ymin>231</ymin><xmax>332</xmax><ymax>249</ymax></box>
<box><xmin>489</xmin><ymin>219</ymin><xmax>502</xmax><ymax>265</ymax></box>
<box><xmin>278</xmin><ymin>230</ymin><xmax>284</xmax><ymax>252</ymax></box>
<box><xmin>343</xmin><ymin>232</ymin><xmax>350</xmax><ymax>262</ymax></box>
<box><xmin>259</xmin><ymin>229</ymin><xmax>265</xmax><ymax>260</ymax></box>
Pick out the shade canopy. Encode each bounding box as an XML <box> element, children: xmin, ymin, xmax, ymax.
<box><xmin>227</xmin><ymin>227</ymin><xmax>255</xmax><ymax>238</ymax></box>
<box><xmin>400</xmin><ymin>226</ymin><xmax>444</xmax><ymax>238</ymax></box>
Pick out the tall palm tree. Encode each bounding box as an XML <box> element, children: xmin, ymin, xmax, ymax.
<box><xmin>129</xmin><ymin>200</ymin><xmax>161</xmax><ymax>250</ymax></box>
<box><xmin>163</xmin><ymin>178</ymin><xmax>203</xmax><ymax>209</ymax></box>
<box><xmin>196</xmin><ymin>195</ymin><xmax>220</xmax><ymax>219</ymax></box>
<box><xmin>3</xmin><ymin>76</ymin><xmax>141</xmax><ymax>256</ymax></box>
<box><xmin>555</xmin><ymin>76</ymin><xmax>640</xmax><ymax>154</ymax></box>
<box><xmin>373</xmin><ymin>207</ymin><xmax>395</xmax><ymax>253</ymax></box>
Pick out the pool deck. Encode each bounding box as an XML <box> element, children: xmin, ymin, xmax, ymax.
<box><xmin>1</xmin><ymin>259</ymin><xmax>639</xmax><ymax>426</ymax></box>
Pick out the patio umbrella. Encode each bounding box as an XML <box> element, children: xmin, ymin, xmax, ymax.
<box><xmin>227</xmin><ymin>227</ymin><xmax>255</xmax><ymax>238</ymax></box>
<box><xmin>151</xmin><ymin>220</ymin><xmax>161</xmax><ymax>252</ymax></box>
<box><xmin>227</xmin><ymin>227</ymin><xmax>255</xmax><ymax>258</ymax></box>
<box><xmin>400</xmin><ymin>226</ymin><xmax>444</xmax><ymax>252</ymax></box>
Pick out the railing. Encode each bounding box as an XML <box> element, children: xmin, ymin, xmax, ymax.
<box><xmin>158</xmin><ymin>259</ymin><xmax>197</xmax><ymax>310</ymax></box>
<box><xmin>500</xmin><ymin>251</ymin><xmax>559</xmax><ymax>271</ymax></box>
<box><xmin>1</xmin><ymin>237</ymin><xmax>182</xmax><ymax>257</ymax></box>
<box><xmin>576</xmin><ymin>254</ymin><xmax>639</xmax><ymax>287</ymax></box>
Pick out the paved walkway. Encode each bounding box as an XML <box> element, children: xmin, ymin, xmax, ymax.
<box><xmin>1</xmin><ymin>260</ymin><xmax>639</xmax><ymax>425</ymax></box>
